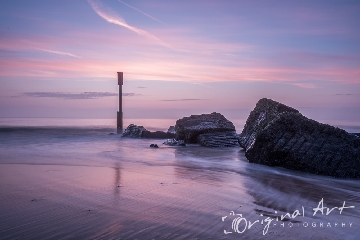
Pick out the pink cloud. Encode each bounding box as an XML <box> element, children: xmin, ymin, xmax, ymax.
<box><xmin>0</xmin><ymin>35</ymin><xmax>63</xmax><ymax>51</ymax></box>
<box><xmin>118</xmin><ymin>0</ymin><xmax>166</xmax><ymax>26</ymax></box>
<box><xmin>1</xmin><ymin>55</ymin><xmax>359</xmax><ymax>85</ymax></box>
<box><xmin>1</xmin><ymin>26</ymin><xmax>359</xmax><ymax>86</ymax></box>
<box><xmin>293</xmin><ymin>83</ymin><xmax>317</xmax><ymax>89</ymax></box>
<box><xmin>87</xmin><ymin>0</ymin><xmax>171</xmax><ymax>49</ymax></box>
<box><xmin>37</xmin><ymin>49</ymin><xmax>82</xmax><ymax>58</ymax></box>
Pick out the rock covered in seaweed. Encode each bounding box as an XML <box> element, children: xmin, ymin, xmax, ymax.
<box><xmin>175</xmin><ymin>112</ymin><xmax>236</xmax><ymax>144</ymax></box>
<box><xmin>240</xmin><ymin>98</ymin><xmax>360</xmax><ymax>178</ymax></box>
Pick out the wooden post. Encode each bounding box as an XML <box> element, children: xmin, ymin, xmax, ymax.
<box><xmin>117</xmin><ymin>72</ymin><xmax>123</xmax><ymax>131</ymax></box>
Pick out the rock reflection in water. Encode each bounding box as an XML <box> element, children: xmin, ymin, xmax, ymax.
<box><xmin>113</xmin><ymin>162</ymin><xmax>121</xmax><ymax>205</ymax></box>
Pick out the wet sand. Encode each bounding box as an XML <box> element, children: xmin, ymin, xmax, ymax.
<box><xmin>0</xmin><ymin>131</ymin><xmax>359</xmax><ymax>239</ymax></box>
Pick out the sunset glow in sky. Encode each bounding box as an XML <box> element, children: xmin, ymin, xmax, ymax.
<box><xmin>1</xmin><ymin>0</ymin><xmax>360</xmax><ymax>121</ymax></box>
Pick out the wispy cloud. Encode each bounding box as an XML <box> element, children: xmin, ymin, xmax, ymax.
<box><xmin>293</xmin><ymin>83</ymin><xmax>317</xmax><ymax>89</ymax></box>
<box><xmin>118</xmin><ymin>0</ymin><xmax>166</xmax><ymax>26</ymax></box>
<box><xmin>37</xmin><ymin>48</ymin><xmax>82</xmax><ymax>58</ymax></box>
<box><xmin>160</xmin><ymin>99</ymin><xmax>207</xmax><ymax>102</ymax></box>
<box><xmin>87</xmin><ymin>0</ymin><xmax>170</xmax><ymax>48</ymax></box>
<box><xmin>21</xmin><ymin>92</ymin><xmax>140</xmax><ymax>99</ymax></box>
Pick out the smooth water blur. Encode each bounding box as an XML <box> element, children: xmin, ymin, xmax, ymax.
<box><xmin>0</xmin><ymin>118</ymin><xmax>359</xmax><ymax>239</ymax></box>
<box><xmin>1</xmin><ymin>117</ymin><xmax>359</xmax><ymax>132</ymax></box>
<box><xmin>0</xmin><ymin>118</ymin><xmax>248</xmax><ymax>133</ymax></box>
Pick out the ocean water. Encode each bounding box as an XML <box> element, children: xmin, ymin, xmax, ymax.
<box><xmin>0</xmin><ymin>118</ymin><xmax>359</xmax><ymax>239</ymax></box>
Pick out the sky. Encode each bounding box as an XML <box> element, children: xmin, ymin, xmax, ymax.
<box><xmin>1</xmin><ymin>0</ymin><xmax>360</xmax><ymax>122</ymax></box>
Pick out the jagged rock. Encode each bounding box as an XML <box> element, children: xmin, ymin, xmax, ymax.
<box><xmin>239</xmin><ymin>98</ymin><xmax>299</xmax><ymax>149</ymax></box>
<box><xmin>122</xmin><ymin>124</ymin><xmax>147</xmax><ymax>138</ymax></box>
<box><xmin>198</xmin><ymin>132</ymin><xmax>240</xmax><ymax>148</ymax></box>
<box><xmin>240</xmin><ymin>98</ymin><xmax>360</xmax><ymax>178</ymax></box>
<box><xmin>150</xmin><ymin>144</ymin><xmax>159</xmax><ymax>148</ymax></box>
<box><xmin>122</xmin><ymin>124</ymin><xmax>175</xmax><ymax>138</ymax></box>
<box><xmin>167</xmin><ymin>126</ymin><xmax>176</xmax><ymax>134</ymax></box>
<box><xmin>163</xmin><ymin>139</ymin><xmax>186</xmax><ymax>146</ymax></box>
<box><xmin>175</xmin><ymin>112</ymin><xmax>236</xmax><ymax>144</ymax></box>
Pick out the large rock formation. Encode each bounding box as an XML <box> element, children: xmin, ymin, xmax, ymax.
<box><xmin>240</xmin><ymin>98</ymin><xmax>360</xmax><ymax>178</ymax></box>
<box><xmin>175</xmin><ymin>112</ymin><xmax>235</xmax><ymax>143</ymax></box>
<box><xmin>122</xmin><ymin>124</ymin><xmax>175</xmax><ymax>139</ymax></box>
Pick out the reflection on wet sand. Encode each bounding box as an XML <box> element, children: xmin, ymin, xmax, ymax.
<box><xmin>174</xmin><ymin>145</ymin><xmax>241</xmax><ymax>162</ymax></box>
<box><xmin>113</xmin><ymin>162</ymin><xmax>121</xmax><ymax>204</ymax></box>
<box><xmin>241</xmin><ymin>160</ymin><xmax>360</xmax><ymax>236</ymax></box>
<box><xmin>173</xmin><ymin>147</ymin><xmax>241</xmax><ymax>185</ymax></box>
<box><xmin>244</xmin><ymin>162</ymin><xmax>360</xmax><ymax>212</ymax></box>
<box><xmin>1</xmin><ymin>132</ymin><xmax>359</xmax><ymax>239</ymax></box>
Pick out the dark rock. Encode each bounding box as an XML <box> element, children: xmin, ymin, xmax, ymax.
<box><xmin>175</xmin><ymin>112</ymin><xmax>236</xmax><ymax>144</ymax></box>
<box><xmin>150</xmin><ymin>144</ymin><xmax>159</xmax><ymax>148</ymax></box>
<box><xmin>167</xmin><ymin>126</ymin><xmax>176</xmax><ymax>134</ymax></box>
<box><xmin>142</xmin><ymin>131</ymin><xmax>175</xmax><ymax>139</ymax></box>
<box><xmin>122</xmin><ymin>124</ymin><xmax>147</xmax><ymax>138</ymax></box>
<box><xmin>163</xmin><ymin>139</ymin><xmax>186</xmax><ymax>146</ymax></box>
<box><xmin>109</xmin><ymin>133</ymin><xmax>115</xmax><ymax>135</ymax></box>
<box><xmin>122</xmin><ymin>124</ymin><xmax>175</xmax><ymax>139</ymax></box>
<box><xmin>198</xmin><ymin>131</ymin><xmax>240</xmax><ymax>148</ymax></box>
<box><xmin>353</xmin><ymin>133</ymin><xmax>360</xmax><ymax>137</ymax></box>
<box><xmin>239</xmin><ymin>98</ymin><xmax>299</xmax><ymax>149</ymax></box>
<box><xmin>240</xmin><ymin>98</ymin><xmax>360</xmax><ymax>178</ymax></box>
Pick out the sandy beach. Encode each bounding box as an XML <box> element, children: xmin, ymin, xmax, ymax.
<box><xmin>1</xmin><ymin>124</ymin><xmax>359</xmax><ymax>239</ymax></box>
<box><xmin>2</xmin><ymin>0</ymin><xmax>360</xmax><ymax>238</ymax></box>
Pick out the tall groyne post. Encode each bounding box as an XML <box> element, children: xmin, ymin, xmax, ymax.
<box><xmin>117</xmin><ymin>72</ymin><xmax>123</xmax><ymax>131</ymax></box>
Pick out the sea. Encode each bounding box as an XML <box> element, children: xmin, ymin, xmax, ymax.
<box><xmin>0</xmin><ymin>118</ymin><xmax>359</xmax><ymax>239</ymax></box>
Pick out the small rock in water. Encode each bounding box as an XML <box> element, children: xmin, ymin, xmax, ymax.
<box><xmin>108</xmin><ymin>133</ymin><xmax>115</xmax><ymax>135</ymax></box>
<box><xmin>122</xmin><ymin>124</ymin><xmax>147</xmax><ymax>138</ymax></box>
<box><xmin>163</xmin><ymin>139</ymin><xmax>186</xmax><ymax>146</ymax></box>
<box><xmin>150</xmin><ymin>144</ymin><xmax>159</xmax><ymax>148</ymax></box>
<box><xmin>122</xmin><ymin>124</ymin><xmax>175</xmax><ymax>138</ymax></box>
